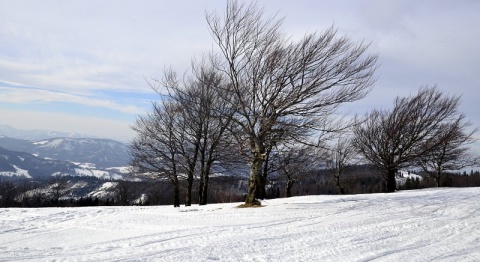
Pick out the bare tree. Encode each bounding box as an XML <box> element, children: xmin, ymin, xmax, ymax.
<box><xmin>206</xmin><ymin>1</ymin><xmax>377</xmax><ymax>205</ymax></box>
<box><xmin>325</xmin><ymin>136</ymin><xmax>357</xmax><ymax>194</ymax></box>
<box><xmin>272</xmin><ymin>145</ymin><xmax>321</xmax><ymax>197</ymax></box>
<box><xmin>417</xmin><ymin>118</ymin><xmax>479</xmax><ymax>186</ymax></box>
<box><xmin>163</xmin><ymin>74</ymin><xmax>202</xmax><ymax>207</ymax></box>
<box><xmin>131</xmin><ymin>100</ymin><xmax>184</xmax><ymax>207</ymax></box>
<box><xmin>353</xmin><ymin>86</ymin><xmax>468</xmax><ymax>192</ymax></box>
<box><xmin>153</xmin><ymin>69</ymin><xmax>204</xmax><ymax>207</ymax></box>
<box><xmin>189</xmin><ymin>64</ymin><xmax>236</xmax><ymax>206</ymax></box>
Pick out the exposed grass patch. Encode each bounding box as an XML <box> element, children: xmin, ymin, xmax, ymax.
<box><xmin>238</xmin><ymin>200</ymin><xmax>263</xmax><ymax>208</ymax></box>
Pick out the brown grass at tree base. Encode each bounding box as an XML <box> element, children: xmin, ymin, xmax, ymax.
<box><xmin>237</xmin><ymin>200</ymin><xmax>263</xmax><ymax>208</ymax></box>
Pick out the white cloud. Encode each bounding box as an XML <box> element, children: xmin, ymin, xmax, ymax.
<box><xmin>0</xmin><ymin>86</ymin><xmax>144</xmax><ymax>115</ymax></box>
<box><xmin>0</xmin><ymin>1</ymin><xmax>212</xmax><ymax>94</ymax></box>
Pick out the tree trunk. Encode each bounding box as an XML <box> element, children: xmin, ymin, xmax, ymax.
<box><xmin>198</xmin><ymin>174</ymin><xmax>205</xmax><ymax>205</ymax></box>
<box><xmin>386</xmin><ymin>168</ymin><xmax>396</xmax><ymax>193</ymax></box>
<box><xmin>199</xmin><ymin>170</ymin><xmax>210</xmax><ymax>205</ymax></box>
<box><xmin>185</xmin><ymin>141</ymin><xmax>200</xmax><ymax>207</ymax></box>
<box><xmin>433</xmin><ymin>170</ymin><xmax>441</xmax><ymax>187</ymax></box>
<box><xmin>256</xmin><ymin>149</ymin><xmax>271</xmax><ymax>200</ymax></box>
<box><xmin>285</xmin><ymin>179</ymin><xmax>295</xmax><ymax>198</ymax></box>
<box><xmin>199</xmin><ymin>152</ymin><xmax>206</xmax><ymax>205</ymax></box>
<box><xmin>199</xmin><ymin>160</ymin><xmax>212</xmax><ymax>205</ymax></box>
<box><xmin>255</xmin><ymin>175</ymin><xmax>267</xmax><ymax>200</ymax></box>
<box><xmin>173</xmin><ymin>177</ymin><xmax>180</xmax><ymax>207</ymax></box>
<box><xmin>333</xmin><ymin>173</ymin><xmax>345</xmax><ymax>194</ymax></box>
<box><xmin>185</xmin><ymin>173</ymin><xmax>193</xmax><ymax>206</ymax></box>
<box><xmin>245</xmin><ymin>155</ymin><xmax>264</xmax><ymax>205</ymax></box>
<box><xmin>199</xmin><ymin>152</ymin><xmax>215</xmax><ymax>205</ymax></box>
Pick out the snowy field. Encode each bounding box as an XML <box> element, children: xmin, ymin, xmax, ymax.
<box><xmin>1</xmin><ymin>188</ymin><xmax>479</xmax><ymax>261</ymax></box>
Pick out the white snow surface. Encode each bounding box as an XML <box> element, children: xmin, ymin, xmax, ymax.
<box><xmin>1</xmin><ymin>188</ymin><xmax>479</xmax><ymax>261</ymax></box>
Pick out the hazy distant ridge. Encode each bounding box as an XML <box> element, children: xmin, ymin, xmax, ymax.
<box><xmin>0</xmin><ymin>124</ymin><xmax>92</xmax><ymax>140</ymax></box>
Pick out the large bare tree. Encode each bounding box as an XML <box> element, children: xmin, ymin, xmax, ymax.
<box><xmin>206</xmin><ymin>1</ymin><xmax>377</xmax><ymax>205</ymax></box>
<box><xmin>353</xmin><ymin>86</ymin><xmax>469</xmax><ymax>192</ymax></box>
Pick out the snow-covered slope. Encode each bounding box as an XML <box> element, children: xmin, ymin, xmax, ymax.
<box><xmin>1</xmin><ymin>187</ymin><xmax>479</xmax><ymax>261</ymax></box>
<box><xmin>0</xmin><ymin>164</ymin><xmax>31</xmax><ymax>178</ymax></box>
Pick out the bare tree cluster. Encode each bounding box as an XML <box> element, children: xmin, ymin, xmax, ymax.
<box><xmin>131</xmin><ymin>60</ymin><xmax>238</xmax><ymax>207</ymax></box>
<box><xmin>353</xmin><ymin>86</ymin><xmax>479</xmax><ymax>192</ymax></box>
<box><xmin>130</xmin><ymin>0</ymin><xmax>378</xmax><ymax>206</ymax></box>
<box><xmin>131</xmin><ymin>1</ymin><xmax>478</xmax><ymax>205</ymax></box>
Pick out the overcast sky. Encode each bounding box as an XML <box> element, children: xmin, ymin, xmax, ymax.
<box><xmin>0</xmin><ymin>0</ymin><xmax>479</xmax><ymax>145</ymax></box>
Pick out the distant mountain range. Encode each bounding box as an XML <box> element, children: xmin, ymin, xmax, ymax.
<box><xmin>0</xmin><ymin>125</ymin><xmax>132</xmax><ymax>180</ymax></box>
<box><xmin>0</xmin><ymin>146</ymin><xmax>77</xmax><ymax>179</ymax></box>
<box><xmin>0</xmin><ymin>124</ymin><xmax>92</xmax><ymax>140</ymax></box>
<box><xmin>0</xmin><ymin>136</ymin><xmax>130</xmax><ymax>168</ymax></box>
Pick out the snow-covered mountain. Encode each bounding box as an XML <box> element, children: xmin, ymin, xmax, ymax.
<box><xmin>0</xmin><ymin>146</ymin><xmax>130</xmax><ymax>180</ymax></box>
<box><xmin>0</xmin><ymin>146</ymin><xmax>77</xmax><ymax>179</ymax></box>
<box><xmin>0</xmin><ymin>136</ymin><xmax>130</xmax><ymax>168</ymax></box>
<box><xmin>0</xmin><ymin>126</ymin><xmax>133</xmax><ymax>181</ymax></box>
